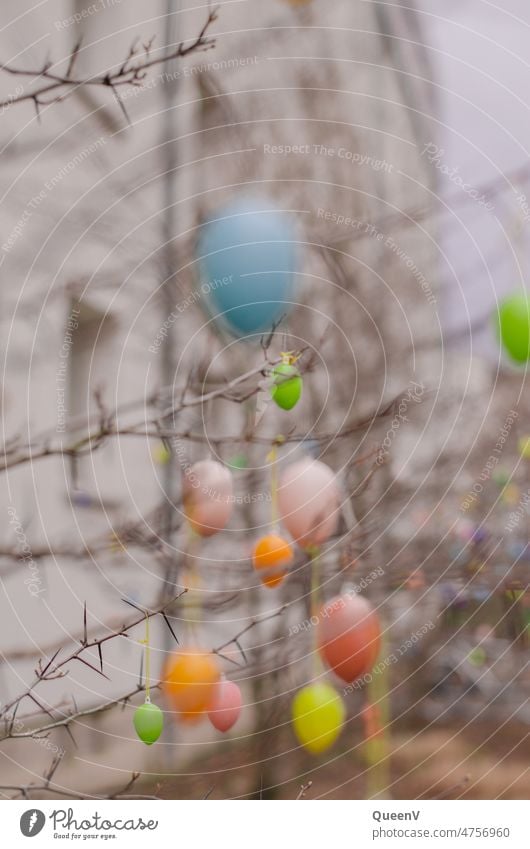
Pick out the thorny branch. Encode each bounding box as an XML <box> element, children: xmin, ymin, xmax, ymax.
<box><xmin>0</xmin><ymin>7</ymin><xmax>218</xmax><ymax>120</ymax></box>
<box><xmin>0</xmin><ymin>592</ymin><xmax>187</xmax><ymax>724</ymax></box>
<box><xmin>0</xmin><ymin>338</ymin><xmax>395</xmax><ymax>796</ymax></box>
<box><xmin>0</xmin><ymin>603</ymin><xmax>288</xmax><ymax>742</ymax></box>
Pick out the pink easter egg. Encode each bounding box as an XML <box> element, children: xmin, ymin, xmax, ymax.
<box><xmin>207</xmin><ymin>679</ymin><xmax>243</xmax><ymax>732</ymax></box>
<box><xmin>277</xmin><ymin>458</ymin><xmax>340</xmax><ymax>549</ymax></box>
<box><xmin>317</xmin><ymin>593</ymin><xmax>381</xmax><ymax>684</ymax></box>
<box><xmin>182</xmin><ymin>460</ymin><xmax>234</xmax><ymax>537</ymax></box>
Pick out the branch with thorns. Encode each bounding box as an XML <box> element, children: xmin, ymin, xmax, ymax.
<box><xmin>0</xmin><ymin>592</ymin><xmax>186</xmax><ymax>726</ymax></box>
<box><xmin>0</xmin><ymin>601</ymin><xmax>287</xmax><ymax>743</ymax></box>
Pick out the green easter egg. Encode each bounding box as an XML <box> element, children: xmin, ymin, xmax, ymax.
<box><xmin>468</xmin><ymin>647</ymin><xmax>487</xmax><ymax>668</ymax></box>
<box><xmin>492</xmin><ymin>468</ymin><xmax>510</xmax><ymax>487</ymax></box>
<box><xmin>227</xmin><ymin>453</ymin><xmax>248</xmax><ymax>470</ymax></box>
<box><xmin>496</xmin><ymin>294</ymin><xmax>530</xmax><ymax>363</ymax></box>
<box><xmin>291</xmin><ymin>682</ymin><xmax>345</xmax><ymax>754</ymax></box>
<box><xmin>271</xmin><ymin>363</ymin><xmax>302</xmax><ymax>410</ymax></box>
<box><xmin>133</xmin><ymin>701</ymin><xmax>164</xmax><ymax>745</ymax></box>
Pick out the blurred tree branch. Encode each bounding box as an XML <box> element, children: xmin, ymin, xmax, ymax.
<box><xmin>0</xmin><ymin>6</ymin><xmax>218</xmax><ymax>120</ymax></box>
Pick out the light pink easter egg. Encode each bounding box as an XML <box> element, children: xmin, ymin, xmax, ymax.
<box><xmin>277</xmin><ymin>458</ymin><xmax>340</xmax><ymax>549</ymax></box>
<box><xmin>207</xmin><ymin>680</ymin><xmax>243</xmax><ymax>732</ymax></box>
<box><xmin>182</xmin><ymin>460</ymin><xmax>234</xmax><ymax>537</ymax></box>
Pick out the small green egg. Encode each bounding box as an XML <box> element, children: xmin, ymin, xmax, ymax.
<box><xmin>496</xmin><ymin>293</ymin><xmax>530</xmax><ymax>363</ymax></box>
<box><xmin>227</xmin><ymin>453</ymin><xmax>248</xmax><ymax>470</ymax></box>
<box><xmin>133</xmin><ymin>701</ymin><xmax>164</xmax><ymax>745</ymax></box>
<box><xmin>270</xmin><ymin>363</ymin><xmax>302</xmax><ymax>410</ymax></box>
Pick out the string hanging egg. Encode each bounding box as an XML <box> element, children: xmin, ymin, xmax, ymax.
<box><xmin>133</xmin><ymin>609</ymin><xmax>163</xmax><ymax>744</ymax></box>
<box><xmin>133</xmin><ymin>701</ymin><xmax>164</xmax><ymax>745</ymax></box>
<box><xmin>182</xmin><ymin>459</ymin><xmax>234</xmax><ymax>537</ymax></box>
<box><xmin>196</xmin><ymin>196</ymin><xmax>299</xmax><ymax>338</ymax></box>
<box><xmin>277</xmin><ymin>457</ymin><xmax>340</xmax><ymax>549</ymax></box>
<box><xmin>291</xmin><ymin>682</ymin><xmax>345</xmax><ymax>754</ymax></box>
<box><xmin>317</xmin><ymin>593</ymin><xmax>381</xmax><ymax>683</ymax></box>
<box><xmin>207</xmin><ymin>679</ymin><xmax>243</xmax><ymax>732</ymax></box>
<box><xmin>162</xmin><ymin>648</ymin><xmax>221</xmax><ymax>723</ymax></box>
<box><xmin>252</xmin><ymin>533</ymin><xmax>293</xmax><ymax>588</ymax></box>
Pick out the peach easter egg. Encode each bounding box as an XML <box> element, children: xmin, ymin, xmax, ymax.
<box><xmin>317</xmin><ymin>594</ymin><xmax>381</xmax><ymax>683</ymax></box>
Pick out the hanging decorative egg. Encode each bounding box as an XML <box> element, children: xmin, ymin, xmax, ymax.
<box><xmin>153</xmin><ymin>442</ymin><xmax>171</xmax><ymax>465</ymax></box>
<box><xmin>196</xmin><ymin>196</ymin><xmax>299</xmax><ymax>338</ymax></box>
<box><xmin>227</xmin><ymin>453</ymin><xmax>248</xmax><ymax>470</ymax></box>
<box><xmin>496</xmin><ymin>293</ymin><xmax>530</xmax><ymax>363</ymax></box>
<box><xmin>207</xmin><ymin>679</ymin><xmax>243</xmax><ymax>732</ymax></box>
<box><xmin>182</xmin><ymin>459</ymin><xmax>234</xmax><ymax>537</ymax></box>
<box><xmin>502</xmin><ymin>483</ymin><xmax>520</xmax><ymax>506</ymax></box>
<box><xmin>162</xmin><ymin>648</ymin><xmax>221</xmax><ymax>722</ymax></box>
<box><xmin>133</xmin><ymin>701</ymin><xmax>164</xmax><ymax>745</ymax></box>
<box><xmin>518</xmin><ymin>435</ymin><xmax>530</xmax><ymax>459</ymax></box>
<box><xmin>271</xmin><ymin>361</ymin><xmax>303</xmax><ymax>410</ymax></box>
<box><xmin>468</xmin><ymin>646</ymin><xmax>487</xmax><ymax>668</ymax></box>
<box><xmin>277</xmin><ymin>458</ymin><xmax>340</xmax><ymax>549</ymax></box>
<box><xmin>291</xmin><ymin>682</ymin><xmax>345</xmax><ymax>754</ymax></box>
<box><xmin>492</xmin><ymin>468</ymin><xmax>510</xmax><ymax>488</ymax></box>
<box><xmin>252</xmin><ymin>533</ymin><xmax>293</xmax><ymax>588</ymax></box>
<box><xmin>317</xmin><ymin>594</ymin><xmax>381</xmax><ymax>683</ymax></box>
<box><xmin>455</xmin><ymin>519</ymin><xmax>476</xmax><ymax>542</ymax></box>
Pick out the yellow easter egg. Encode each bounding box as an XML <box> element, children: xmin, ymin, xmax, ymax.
<box><xmin>519</xmin><ymin>435</ymin><xmax>530</xmax><ymax>459</ymax></box>
<box><xmin>291</xmin><ymin>682</ymin><xmax>345</xmax><ymax>754</ymax></box>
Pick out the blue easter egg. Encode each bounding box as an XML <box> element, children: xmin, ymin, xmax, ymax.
<box><xmin>196</xmin><ymin>197</ymin><xmax>299</xmax><ymax>337</ymax></box>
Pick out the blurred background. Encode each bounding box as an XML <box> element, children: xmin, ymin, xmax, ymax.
<box><xmin>1</xmin><ymin>0</ymin><xmax>530</xmax><ymax>800</ymax></box>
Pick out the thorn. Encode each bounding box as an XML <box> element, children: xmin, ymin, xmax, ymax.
<box><xmin>235</xmin><ymin>639</ymin><xmax>247</xmax><ymax>664</ymax></box>
<box><xmin>41</xmin><ymin>647</ymin><xmax>61</xmax><ymax>677</ymax></box>
<box><xmin>74</xmin><ymin>655</ymin><xmax>110</xmax><ymax>680</ymax></box>
<box><xmin>66</xmin><ymin>37</ymin><xmax>83</xmax><ymax>78</ymax></box>
<box><xmin>64</xmin><ymin>723</ymin><xmax>78</xmax><ymax>749</ymax></box>
<box><xmin>121</xmin><ymin>597</ymin><xmax>144</xmax><ymax>614</ymax></box>
<box><xmin>111</xmin><ymin>85</ymin><xmax>132</xmax><ymax>126</ymax></box>
<box><xmin>161</xmin><ymin>612</ymin><xmax>179</xmax><ymax>644</ymax></box>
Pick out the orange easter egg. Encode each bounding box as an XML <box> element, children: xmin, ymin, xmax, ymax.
<box><xmin>162</xmin><ymin>647</ymin><xmax>220</xmax><ymax>722</ymax></box>
<box><xmin>182</xmin><ymin>460</ymin><xmax>234</xmax><ymax>537</ymax></box>
<box><xmin>317</xmin><ymin>594</ymin><xmax>381</xmax><ymax>684</ymax></box>
<box><xmin>252</xmin><ymin>534</ymin><xmax>293</xmax><ymax>588</ymax></box>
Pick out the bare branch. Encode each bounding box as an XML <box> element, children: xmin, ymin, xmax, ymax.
<box><xmin>0</xmin><ymin>7</ymin><xmax>218</xmax><ymax>114</ymax></box>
